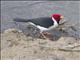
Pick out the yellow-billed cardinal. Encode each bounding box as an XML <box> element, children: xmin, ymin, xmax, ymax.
<box><xmin>14</xmin><ymin>14</ymin><xmax>64</xmax><ymax>39</ymax></box>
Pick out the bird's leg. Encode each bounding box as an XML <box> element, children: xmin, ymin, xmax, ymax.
<box><xmin>43</xmin><ymin>32</ymin><xmax>54</xmax><ymax>40</ymax></box>
<box><xmin>40</xmin><ymin>31</ymin><xmax>54</xmax><ymax>40</ymax></box>
<box><xmin>39</xmin><ymin>31</ymin><xmax>47</xmax><ymax>39</ymax></box>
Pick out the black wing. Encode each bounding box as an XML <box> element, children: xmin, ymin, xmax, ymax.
<box><xmin>13</xmin><ymin>17</ymin><xmax>54</xmax><ymax>28</ymax></box>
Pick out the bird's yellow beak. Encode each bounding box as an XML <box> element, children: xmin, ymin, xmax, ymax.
<box><xmin>60</xmin><ymin>16</ymin><xmax>64</xmax><ymax>20</ymax></box>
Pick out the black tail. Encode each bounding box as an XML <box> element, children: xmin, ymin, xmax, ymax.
<box><xmin>13</xmin><ymin>18</ymin><xmax>30</xmax><ymax>22</ymax></box>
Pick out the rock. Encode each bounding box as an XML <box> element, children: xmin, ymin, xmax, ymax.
<box><xmin>4</xmin><ymin>28</ymin><xmax>22</xmax><ymax>33</ymax></box>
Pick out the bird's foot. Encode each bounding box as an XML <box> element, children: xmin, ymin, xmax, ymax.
<box><xmin>39</xmin><ymin>32</ymin><xmax>47</xmax><ymax>39</ymax></box>
<box><xmin>40</xmin><ymin>31</ymin><xmax>54</xmax><ymax>41</ymax></box>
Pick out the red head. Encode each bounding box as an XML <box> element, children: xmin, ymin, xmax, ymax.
<box><xmin>51</xmin><ymin>14</ymin><xmax>63</xmax><ymax>23</ymax></box>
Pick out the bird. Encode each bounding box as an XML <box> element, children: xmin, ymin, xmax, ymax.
<box><xmin>13</xmin><ymin>14</ymin><xmax>64</xmax><ymax>40</ymax></box>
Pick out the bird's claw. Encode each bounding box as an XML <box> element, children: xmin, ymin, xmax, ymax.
<box><xmin>40</xmin><ymin>32</ymin><xmax>54</xmax><ymax>41</ymax></box>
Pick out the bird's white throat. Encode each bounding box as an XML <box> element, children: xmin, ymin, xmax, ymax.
<box><xmin>52</xmin><ymin>17</ymin><xmax>58</xmax><ymax>27</ymax></box>
<box><xmin>48</xmin><ymin>17</ymin><xmax>58</xmax><ymax>30</ymax></box>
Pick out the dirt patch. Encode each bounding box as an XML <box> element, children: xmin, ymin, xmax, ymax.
<box><xmin>1</xmin><ymin>28</ymin><xmax>80</xmax><ymax>60</ymax></box>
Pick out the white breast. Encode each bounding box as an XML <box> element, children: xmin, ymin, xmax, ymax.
<box><xmin>37</xmin><ymin>25</ymin><xmax>48</xmax><ymax>32</ymax></box>
<box><xmin>48</xmin><ymin>17</ymin><xmax>58</xmax><ymax>30</ymax></box>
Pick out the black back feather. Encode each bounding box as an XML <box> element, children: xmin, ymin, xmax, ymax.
<box><xmin>13</xmin><ymin>17</ymin><xmax>54</xmax><ymax>28</ymax></box>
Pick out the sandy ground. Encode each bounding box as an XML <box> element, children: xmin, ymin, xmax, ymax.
<box><xmin>1</xmin><ymin>28</ymin><xmax>80</xmax><ymax>60</ymax></box>
<box><xmin>1</xmin><ymin>1</ymin><xmax>80</xmax><ymax>60</ymax></box>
